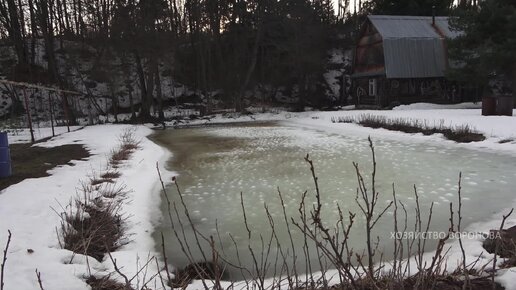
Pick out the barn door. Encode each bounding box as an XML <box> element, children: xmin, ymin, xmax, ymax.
<box><xmin>368</xmin><ymin>78</ymin><xmax>378</xmax><ymax>104</ymax></box>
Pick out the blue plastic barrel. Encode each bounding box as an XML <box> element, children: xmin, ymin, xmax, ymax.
<box><xmin>0</xmin><ymin>132</ymin><xmax>12</xmax><ymax>178</ymax></box>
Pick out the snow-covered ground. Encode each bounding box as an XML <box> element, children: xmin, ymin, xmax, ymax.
<box><xmin>1</xmin><ymin>103</ymin><xmax>516</xmax><ymax>289</ymax></box>
<box><xmin>290</xmin><ymin>107</ymin><xmax>516</xmax><ymax>156</ymax></box>
<box><xmin>0</xmin><ymin>125</ymin><xmax>173</xmax><ymax>290</ymax></box>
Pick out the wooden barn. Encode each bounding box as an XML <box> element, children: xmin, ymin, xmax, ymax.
<box><xmin>351</xmin><ymin>15</ymin><xmax>476</xmax><ymax>107</ymax></box>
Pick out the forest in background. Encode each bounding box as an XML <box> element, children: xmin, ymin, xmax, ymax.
<box><xmin>0</xmin><ymin>0</ymin><xmax>513</xmax><ymax>122</ymax></box>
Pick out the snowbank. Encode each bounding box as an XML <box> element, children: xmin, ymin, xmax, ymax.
<box><xmin>392</xmin><ymin>102</ymin><xmax>482</xmax><ymax>110</ymax></box>
<box><xmin>0</xmin><ymin>125</ymin><xmax>172</xmax><ymax>290</ymax></box>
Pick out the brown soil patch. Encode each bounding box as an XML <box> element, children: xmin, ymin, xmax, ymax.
<box><xmin>0</xmin><ymin>143</ymin><xmax>90</xmax><ymax>191</ymax></box>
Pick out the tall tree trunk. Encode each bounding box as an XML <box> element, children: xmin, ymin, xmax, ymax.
<box><xmin>102</xmin><ymin>0</ymin><xmax>109</xmax><ymax>40</ymax></box>
<box><xmin>111</xmin><ymin>95</ymin><xmax>119</xmax><ymax>122</ymax></box>
<box><xmin>62</xmin><ymin>0</ymin><xmax>70</xmax><ymax>34</ymax></box>
<box><xmin>38</xmin><ymin>0</ymin><xmax>59</xmax><ymax>83</ymax></box>
<box><xmin>147</xmin><ymin>75</ymin><xmax>155</xmax><ymax>113</ymax></box>
<box><xmin>4</xmin><ymin>0</ymin><xmax>28</xmax><ymax>70</ymax></box>
<box><xmin>134</xmin><ymin>50</ymin><xmax>151</xmax><ymax>121</ymax></box>
<box><xmin>512</xmin><ymin>63</ymin><xmax>516</xmax><ymax>108</ymax></box>
<box><xmin>129</xmin><ymin>90</ymin><xmax>136</xmax><ymax>120</ymax></box>
<box><xmin>169</xmin><ymin>0</ymin><xmax>181</xmax><ymax>35</ymax></box>
<box><xmin>145</xmin><ymin>58</ymin><xmax>156</xmax><ymax>118</ymax></box>
<box><xmin>154</xmin><ymin>61</ymin><xmax>165</xmax><ymax>121</ymax></box>
<box><xmin>237</xmin><ymin>26</ymin><xmax>262</xmax><ymax>112</ymax></box>
<box><xmin>55</xmin><ymin>0</ymin><xmax>65</xmax><ymax>47</ymax></box>
<box><xmin>78</xmin><ymin>0</ymin><xmax>83</xmax><ymax>38</ymax></box>
<box><xmin>28</xmin><ymin>0</ymin><xmax>38</xmax><ymax>66</ymax></box>
<box><xmin>16</xmin><ymin>0</ymin><xmax>26</xmax><ymax>41</ymax></box>
<box><xmin>72</xmin><ymin>0</ymin><xmax>78</xmax><ymax>35</ymax></box>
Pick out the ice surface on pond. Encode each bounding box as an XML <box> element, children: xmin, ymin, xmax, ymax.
<box><xmin>151</xmin><ymin>122</ymin><xmax>516</xmax><ymax>280</ymax></box>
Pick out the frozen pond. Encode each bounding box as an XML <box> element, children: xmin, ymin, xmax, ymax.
<box><xmin>151</xmin><ymin>122</ymin><xmax>516</xmax><ymax>280</ymax></box>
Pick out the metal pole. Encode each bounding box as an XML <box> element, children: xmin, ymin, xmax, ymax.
<box><xmin>48</xmin><ymin>91</ymin><xmax>55</xmax><ymax>137</ymax></box>
<box><xmin>22</xmin><ymin>88</ymin><xmax>35</xmax><ymax>143</ymax></box>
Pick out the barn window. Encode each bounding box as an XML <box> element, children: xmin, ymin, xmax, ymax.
<box><xmin>368</xmin><ymin>79</ymin><xmax>377</xmax><ymax>96</ymax></box>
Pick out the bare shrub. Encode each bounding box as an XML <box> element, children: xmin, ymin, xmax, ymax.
<box><xmin>170</xmin><ymin>261</ymin><xmax>226</xmax><ymax>288</ymax></box>
<box><xmin>119</xmin><ymin>128</ymin><xmax>140</xmax><ymax>149</ymax></box>
<box><xmin>60</xmin><ymin>193</ymin><xmax>127</xmax><ymax>261</ymax></box>
<box><xmin>89</xmin><ymin>169</ymin><xmax>120</xmax><ymax>187</ymax></box>
<box><xmin>99</xmin><ymin>183</ymin><xmax>130</xmax><ymax>199</ymax></box>
<box><xmin>110</xmin><ymin>128</ymin><xmax>141</xmax><ymax>168</ymax></box>
<box><xmin>110</xmin><ymin>148</ymin><xmax>133</xmax><ymax>168</ymax></box>
<box><xmin>443</xmin><ymin>125</ymin><xmax>486</xmax><ymax>143</ymax></box>
<box><xmin>91</xmin><ymin>178</ymin><xmax>115</xmax><ymax>186</ymax></box>
<box><xmin>101</xmin><ymin>171</ymin><xmax>121</xmax><ymax>179</ymax></box>
<box><xmin>58</xmin><ymin>129</ymin><xmax>135</xmax><ymax>261</ymax></box>
<box><xmin>59</xmin><ymin>129</ymin><xmax>136</xmax><ymax>262</ymax></box>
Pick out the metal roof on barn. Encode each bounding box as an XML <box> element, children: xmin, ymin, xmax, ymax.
<box><xmin>367</xmin><ymin>15</ymin><xmax>460</xmax><ymax>79</ymax></box>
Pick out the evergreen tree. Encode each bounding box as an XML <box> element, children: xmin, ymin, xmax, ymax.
<box><xmin>448</xmin><ymin>0</ymin><xmax>516</xmax><ymax>102</ymax></box>
<box><xmin>365</xmin><ymin>0</ymin><xmax>453</xmax><ymax>16</ymax></box>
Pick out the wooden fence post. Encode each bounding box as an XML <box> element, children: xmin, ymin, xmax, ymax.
<box><xmin>22</xmin><ymin>88</ymin><xmax>35</xmax><ymax>143</ymax></box>
<box><xmin>48</xmin><ymin>91</ymin><xmax>55</xmax><ymax>137</ymax></box>
<box><xmin>61</xmin><ymin>92</ymin><xmax>71</xmax><ymax>132</ymax></box>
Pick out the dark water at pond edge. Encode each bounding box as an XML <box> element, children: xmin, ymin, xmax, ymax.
<box><xmin>150</xmin><ymin>122</ymin><xmax>516</xmax><ymax>281</ymax></box>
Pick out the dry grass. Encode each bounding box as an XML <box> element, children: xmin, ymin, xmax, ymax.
<box><xmin>313</xmin><ymin>275</ymin><xmax>505</xmax><ymax>290</ymax></box>
<box><xmin>86</xmin><ymin>275</ymin><xmax>134</xmax><ymax>290</ymax></box>
<box><xmin>60</xmin><ymin>196</ymin><xmax>127</xmax><ymax>261</ymax></box>
<box><xmin>501</xmin><ymin>257</ymin><xmax>516</xmax><ymax>268</ymax></box>
<box><xmin>90</xmin><ymin>178</ymin><xmax>115</xmax><ymax>186</ymax></box>
<box><xmin>101</xmin><ymin>171</ymin><xmax>121</xmax><ymax>179</ymax></box>
<box><xmin>59</xmin><ymin>129</ymin><xmax>139</xmax><ymax>263</ymax></box>
<box><xmin>99</xmin><ymin>184</ymin><xmax>130</xmax><ymax>199</ymax></box>
<box><xmin>331</xmin><ymin>114</ymin><xmax>486</xmax><ymax>143</ymax></box>
<box><xmin>110</xmin><ymin>149</ymin><xmax>133</xmax><ymax>167</ymax></box>
<box><xmin>110</xmin><ymin>129</ymin><xmax>140</xmax><ymax>168</ymax></box>
<box><xmin>169</xmin><ymin>262</ymin><xmax>227</xmax><ymax>288</ymax></box>
<box><xmin>330</xmin><ymin>115</ymin><xmax>355</xmax><ymax>124</ymax></box>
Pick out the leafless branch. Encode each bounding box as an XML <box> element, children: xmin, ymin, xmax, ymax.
<box><xmin>1</xmin><ymin>230</ymin><xmax>12</xmax><ymax>290</ymax></box>
<box><xmin>492</xmin><ymin>208</ymin><xmax>514</xmax><ymax>290</ymax></box>
<box><xmin>35</xmin><ymin>269</ymin><xmax>45</xmax><ymax>290</ymax></box>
